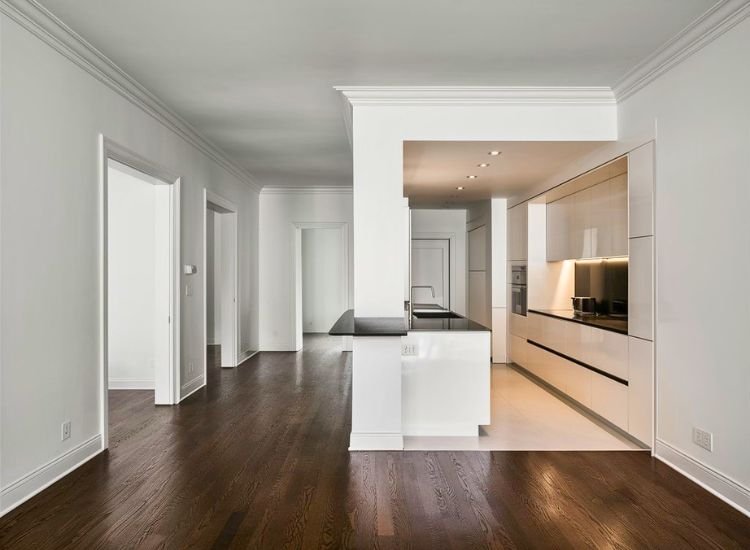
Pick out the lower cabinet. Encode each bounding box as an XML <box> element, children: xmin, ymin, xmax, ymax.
<box><xmin>523</xmin><ymin>312</ymin><xmax>651</xmax><ymax>444</ymax></box>
<box><xmin>628</xmin><ymin>337</ymin><xmax>654</xmax><ymax>445</ymax></box>
<box><xmin>590</xmin><ymin>374</ymin><xmax>629</xmax><ymax>431</ymax></box>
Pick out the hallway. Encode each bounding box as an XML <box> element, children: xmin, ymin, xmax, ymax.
<box><xmin>1</xmin><ymin>336</ymin><xmax>748</xmax><ymax>549</ymax></box>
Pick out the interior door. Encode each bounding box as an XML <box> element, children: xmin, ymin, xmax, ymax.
<box><xmin>411</xmin><ymin>239</ymin><xmax>449</xmax><ymax>308</ymax></box>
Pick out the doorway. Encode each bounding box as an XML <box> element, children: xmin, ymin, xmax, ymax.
<box><xmin>292</xmin><ymin>222</ymin><xmax>349</xmax><ymax>351</ymax></box>
<box><xmin>101</xmin><ymin>138</ymin><xmax>181</xmax><ymax>450</ymax></box>
<box><xmin>203</xmin><ymin>190</ymin><xmax>239</xmax><ymax>375</ymax></box>
<box><xmin>411</xmin><ymin>239</ymin><xmax>450</xmax><ymax>309</ymax></box>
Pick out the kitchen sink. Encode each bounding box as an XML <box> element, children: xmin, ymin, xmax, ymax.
<box><xmin>412</xmin><ymin>311</ymin><xmax>462</xmax><ymax>319</ymax></box>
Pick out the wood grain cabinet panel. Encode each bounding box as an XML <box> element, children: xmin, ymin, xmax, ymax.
<box><xmin>628</xmin><ymin>337</ymin><xmax>654</xmax><ymax>445</ymax></box>
<box><xmin>628</xmin><ymin>142</ymin><xmax>655</xmax><ymax>238</ymax></box>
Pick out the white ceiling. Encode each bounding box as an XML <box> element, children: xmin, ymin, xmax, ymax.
<box><xmin>37</xmin><ymin>0</ymin><xmax>717</xmax><ymax>188</ymax></box>
<box><xmin>404</xmin><ymin>141</ymin><xmax>608</xmax><ymax>206</ymax></box>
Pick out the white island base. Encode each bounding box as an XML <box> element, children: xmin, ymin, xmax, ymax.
<box><xmin>401</xmin><ymin>330</ymin><xmax>491</xmax><ymax>437</ymax></box>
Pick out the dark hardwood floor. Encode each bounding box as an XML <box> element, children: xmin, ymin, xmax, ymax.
<box><xmin>1</xmin><ymin>335</ymin><xmax>748</xmax><ymax>549</ymax></box>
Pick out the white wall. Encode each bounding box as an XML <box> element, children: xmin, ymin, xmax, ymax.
<box><xmin>302</xmin><ymin>228</ymin><xmax>346</xmax><ymax>333</ymax></box>
<box><xmin>0</xmin><ymin>14</ymin><xmax>259</xmax><ymax>514</ymax></box>
<box><xmin>410</xmin><ymin>209</ymin><xmax>467</xmax><ymax>316</ymax></box>
<box><xmin>259</xmin><ymin>190</ymin><xmax>353</xmax><ymax>350</ymax></box>
<box><xmin>618</xmin><ymin>17</ymin><xmax>750</xmax><ymax>510</ymax></box>
<box><xmin>107</xmin><ymin>163</ymin><xmax>167</xmax><ymax>390</ymax></box>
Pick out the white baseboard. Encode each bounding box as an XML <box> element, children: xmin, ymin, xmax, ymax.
<box><xmin>655</xmin><ymin>439</ymin><xmax>750</xmax><ymax>517</ymax></box>
<box><xmin>1</xmin><ymin>434</ymin><xmax>102</xmax><ymax>517</ymax></box>
<box><xmin>108</xmin><ymin>378</ymin><xmax>154</xmax><ymax>390</ymax></box>
<box><xmin>403</xmin><ymin>424</ymin><xmax>479</xmax><ymax>437</ymax></box>
<box><xmin>180</xmin><ymin>376</ymin><xmax>204</xmax><ymax>401</ymax></box>
<box><xmin>349</xmin><ymin>432</ymin><xmax>404</xmax><ymax>451</ymax></box>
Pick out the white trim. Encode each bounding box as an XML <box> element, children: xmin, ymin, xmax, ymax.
<box><xmin>260</xmin><ymin>186</ymin><xmax>353</xmax><ymax>195</ymax></box>
<box><xmin>203</xmin><ymin>189</ymin><xmax>241</xmax><ymax>374</ymax></box>
<box><xmin>334</xmin><ymin>86</ymin><xmax>617</xmax><ymax>106</ymax></box>
<box><xmin>0</xmin><ymin>435</ymin><xmax>102</xmax><ymax>517</ymax></box>
<box><xmin>0</xmin><ymin>0</ymin><xmax>261</xmax><ymax>192</ymax></box>
<box><xmin>613</xmin><ymin>0</ymin><xmax>750</xmax><ymax>101</ymax></box>
<box><xmin>100</xmin><ymin>136</ymin><xmax>182</xmax><ymax>454</ymax></box>
<box><xmin>349</xmin><ymin>432</ymin><xmax>404</xmax><ymax>451</ymax></box>
<box><xmin>403</xmin><ymin>424</ymin><xmax>478</xmax><ymax>437</ymax></box>
<box><xmin>655</xmin><ymin>439</ymin><xmax>750</xmax><ymax>518</ymax></box>
<box><xmin>179</xmin><ymin>376</ymin><xmax>205</xmax><ymax>401</ymax></box>
<box><xmin>108</xmin><ymin>379</ymin><xmax>155</xmax><ymax>390</ymax></box>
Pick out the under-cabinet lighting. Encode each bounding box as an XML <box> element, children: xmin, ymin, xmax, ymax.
<box><xmin>466</xmin><ymin>175</ymin><xmax>478</xmax><ymax>179</ymax></box>
<box><xmin>456</xmin><ymin>186</ymin><xmax>464</xmax><ymax>190</ymax></box>
<box><xmin>488</xmin><ymin>151</ymin><xmax>501</xmax><ymax>156</ymax></box>
<box><xmin>478</xmin><ymin>163</ymin><xmax>490</xmax><ymax>168</ymax></box>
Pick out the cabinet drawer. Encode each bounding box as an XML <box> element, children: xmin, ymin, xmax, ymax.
<box><xmin>509</xmin><ymin>312</ymin><xmax>527</xmax><ymax>339</ymax></box>
<box><xmin>582</xmin><ymin>326</ymin><xmax>628</xmax><ymax>381</ymax></box>
<box><xmin>628</xmin><ymin>337</ymin><xmax>653</xmax><ymax>445</ymax></box>
<box><xmin>591</xmin><ymin>374</ymin><xmax>628</xmax><ymax>430</ymax></box>
<box><xmin>509</xmin><ymin>334</ymin><xmax>528</xmax><ymax>367</ymax></box>
<box><xmin>527</xmin><ymin>313</ymin><xmax>543</xmax><ymax>343</ymax></box>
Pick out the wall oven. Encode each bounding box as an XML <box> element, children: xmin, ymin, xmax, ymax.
<box><xmin>511</xmin><ymin>265</ymin><xmax>527</xmax><ymax>316</ymax></box>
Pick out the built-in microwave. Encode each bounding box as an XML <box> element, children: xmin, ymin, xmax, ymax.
<box><xmin>511</xmin><ymin>266</ymin><xmax>527</xmax><ymax>316</ymax></box>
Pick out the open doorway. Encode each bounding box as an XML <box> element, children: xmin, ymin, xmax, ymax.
<box><xmin>292</xmin><ymin>223</ymin><xmax>349</xmax><ymax>351</ymax></box>
<box><xmin>203</xmin><ymin>190</ymin><xmax>239</xmax><ymax>376</ymax></box>
<box><xmin>101</xmin><ymin>138</ymin><xmax>181</xmax><ymax>450</ymax></box>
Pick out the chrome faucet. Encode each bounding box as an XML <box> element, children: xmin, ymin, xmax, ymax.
<box><xmin>409</xmin><ymin>285</ymin><xmax>435</xmax><ymax>318</ymax></box>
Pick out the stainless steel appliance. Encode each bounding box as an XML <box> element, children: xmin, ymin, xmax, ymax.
<box><xmin>572</xmin><ymin>296</ymin><xmax>596</xmax><ymax>316</ymax></box>
<box><xmin>511</xmin><ymin>265</ymin><xmax>527</xmax><ymax>316</ymax></box>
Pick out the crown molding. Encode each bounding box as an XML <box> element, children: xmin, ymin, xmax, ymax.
<box><xmin>334</xmin><ymin>86</ymin><xmax>616</xmax><ymax>106</ymax></box>
<box><xmin>260</xmin><ymin>186</ymin><xmax>353</xmax><ymax>195</ymax></box>
<box><xmin>614</xmin><ymin>0</ymin><xmax>750</xmax><ymax>102</ymax></box>
<box><xmin>0</xmin><ymin>0</ymin><xmax>262</xmax><ymax>192</ymax></box>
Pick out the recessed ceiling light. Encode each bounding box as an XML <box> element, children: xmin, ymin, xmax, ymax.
<box><xmin>466</xmin><ymin>175</ymin><xmax>478</xmax><ymax>179</ymax></box>
<box><xmin>478</xmin><ymin>163</ymin><xmax>490</xmax><ymax>168</ymax></box>
<box><xmin>488</xmin><ymin>150</ymin><xmax>501</xmax><ymax>156</ymax></box>
<box><xmin>456</xmin><ymin>186</ymin><xmax>464</xmax><ymax>190</ymax></box>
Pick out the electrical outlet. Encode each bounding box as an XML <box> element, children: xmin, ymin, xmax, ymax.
<box><xmin>693</xmin><ymin>427</ymin><xmax>713</xmax><ymax>452</ymax></box>
<box><xmin>401</xmin><ymin>342</ymin><xmax>418</xmax><ymax>356</ymax></box>
<box><xmin>61</xmin><ymin>421</ymin><xmax>71</xmax><ymax>441</ymax></box>
<box><xmin>185</xmin><ymin>284</ymin><xmax>193</xmax><ymax>297</ymax></box>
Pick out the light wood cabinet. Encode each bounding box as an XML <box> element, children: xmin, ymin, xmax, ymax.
<box><xmin>628</xmin><ymin>142</ymin><xmax>654</xmax><ymax>238</ymax></box>
<box><xmin>628</xmin><ymin>337</ymin><xmax>653</xmax><ymax>445</ymax></box>
<box><xmin>508</xmin><ymin>203</ymin><xmax>528</xmax><ymax>261</ymax></box>
<box><xmin>546</xmin><ymin>177</ymin><xmax>628</xmax><ymax>260</ymax></box>
<box><xmin>628</xmin><ymin>236</ymin><xmax>653</xmax><ymax>340</ymax></box>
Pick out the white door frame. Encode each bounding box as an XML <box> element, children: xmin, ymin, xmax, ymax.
<box><xmin>203</xmin><ymin>189</ymin><xmax>240</xmax><ymax>374</ymax></box>
<box><xmin>411</xmin><ymin>234</ymin><xmax>455</xmax><ymax>310</ymax></box>
<box><xmin>292</xmin><ymin>222</ymin><xmax>350</xmax><ymax>351</ymax></box>
<box><xmin>99</xmin><ymin>136</ymin><xmax>181</xmax><ymax>450</ymax></box>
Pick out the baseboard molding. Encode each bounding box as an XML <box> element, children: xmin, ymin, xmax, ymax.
<box><xmin>179</xmin><ymin>376</ymin><xmax>204</xmax><ymax>401</ymax></box>
<box><xmin>108</xmin><ymin>378</ymin><xmax>154</xmax><ymax>390</ymax></box>
<box><xmin>0</xmin><ymin>434</ymin><xmax>102</xmax><ymax>517</ymax></box>
<box><xmin>349</xmin><ymin>432</ymin><xmax>404</xmax><ymax>451</ymax></box>
<box><xmin>655</xmin><ymin>439</ymin><xmax>750</xmax><ymax>517</ymax></box>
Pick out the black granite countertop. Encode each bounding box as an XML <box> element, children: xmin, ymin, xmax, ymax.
<box><xmin>329</xmin><ymin>308</ymin><xmax>490</xmax><ymax>336</ymax></box>
<box><xmin>407</xmin><ymin>311</ymin><xmax>490</xmax><ymax>332</ymax></box>
<box><xmin>528</xmin><ymin>309</ymin><xmax>628</xmax><ymax>335</ymax></box>
<box><xmin>329</xmin><ymin>309</ymin><xmax>407</xmax><ymax>336</ymax></box>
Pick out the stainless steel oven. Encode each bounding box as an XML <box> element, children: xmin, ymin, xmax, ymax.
<box><xmin>511</xmin><ymin>265</ymin><xmax>527</xmax><ymax>316</ymax></box>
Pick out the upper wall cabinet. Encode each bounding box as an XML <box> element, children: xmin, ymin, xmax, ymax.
<box><xmin>507</xmin><ymin>203</ymin><xmax>528</xmax><ymax>262</ymax></box>
<box><xmin>546</xmin><ymin>174</ymin><xmax>628</xmax><ymax>261</ymax></box>
<box><xmin>628</xmin><ymin>142</ymin><xmax>655</xmax><ymax>238</ymax></box>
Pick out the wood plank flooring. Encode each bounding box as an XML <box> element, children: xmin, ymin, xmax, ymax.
<box><xmin>1</xmin><ymin>335</ymin><xmax>748</xmax><ymax>549</ymax></box>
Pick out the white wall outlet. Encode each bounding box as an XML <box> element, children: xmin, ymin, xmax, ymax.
<box><xmin>693</xmin><ymin>427</ymin><xmax>713</xmax><ymax>452</ymax></box>
<box><xmin>401</xmin><ymin>342</ymin><xmax>418</xmax><ymax>356</ymax></box>
<box><xmin>61</xmin><ymin>420</ymin><xmax>71</xmax><ymax>441</ymax></box>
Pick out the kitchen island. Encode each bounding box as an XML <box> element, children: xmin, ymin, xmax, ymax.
<box><xmin>331</xmin><ymin>308</ymin><xmax>491</xmax><ymax>441</ymax></box>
